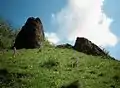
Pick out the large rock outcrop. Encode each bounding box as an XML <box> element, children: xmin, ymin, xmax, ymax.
<box><xmin>14</xmin><ymin>17</ymin><xmax>44</xmax><ymax>49</ymax></box>
<box><xmin>73</xmin><ymin>37</ymin><xmax>106</xmax><ymax>56</ymax></box>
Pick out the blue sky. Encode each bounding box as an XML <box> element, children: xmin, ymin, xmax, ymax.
<box><xmin>0</xmin><ymin>0</ymin><xmax>66</xmax><ymax>30</ymax></box>
<box><xmin>104</xmin><ymin>0</ymin><xmax>120</xmax><ymax>60</ymax></box>
<box><xmin>0</xmin><ymin>0</ymin><xmax>120</xmax><ymax>60</ymax></box>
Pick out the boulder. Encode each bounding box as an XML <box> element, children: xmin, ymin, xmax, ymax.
<box><xmin>73</xmin><ymin>37</ymin><xmax>106</xmax><ymax>56</ymax></box>
<box><xmin>14</xmin><ymin>17</ymin><xmax>45</xmax><ymax>49</ymax></box>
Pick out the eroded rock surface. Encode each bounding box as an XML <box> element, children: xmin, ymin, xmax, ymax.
<box><xmin>14</xmin><ymin>17</ymin><xmax>44</xmax><ymax>49</ymax></box>
<box><xmin>73</xmin><ymin>37</ymin><xmax>106</xmax><ymax>56</ymax></box>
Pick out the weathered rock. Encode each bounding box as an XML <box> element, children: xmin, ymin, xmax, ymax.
<box><xmin>14</xmin><ymin>17</ymin><xmax>44</xmax><ymax>49</ymax></box>
<box><xmin>73</xmin><ymin>37</ymin><xmax>106</xmax><ymax>56</ymax></box>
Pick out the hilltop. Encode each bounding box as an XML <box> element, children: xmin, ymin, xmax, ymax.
<box><xmin>0</xmin><ymin>17</ymin><xmax>120</xmax><ymax>88</ymax></box>
<box><xmin>0</xmin><ymin>44</ymin><xmax>120</xmax><ymax>88</ymax></box>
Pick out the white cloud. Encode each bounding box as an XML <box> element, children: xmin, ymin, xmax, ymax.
<box><xmin>51</xmin><ymin>13</ymin><xmax>55</xmax><ymax>18</ymax></box>
<box><xmin>45</xmin><ymin>32</ymin><xmax>60</xmax><ymax>44</ymax></box>
<box><xmin>52</xmin><ymin>0</ymin><xmax>118</xmax><ymax>47</ymax></box>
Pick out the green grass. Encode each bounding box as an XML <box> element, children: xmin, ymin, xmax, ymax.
<box><xmin>0</xmin><ymin>46</ymin><xmax>120</xmax><ymax>88</ymax></box>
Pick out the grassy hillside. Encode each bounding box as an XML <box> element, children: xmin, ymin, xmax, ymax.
<box><xmin>0</xmin><ymin>44</ymin><xmax>120</xmax><ymax>88</ymax></box>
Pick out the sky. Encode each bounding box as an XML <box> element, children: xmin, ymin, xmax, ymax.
<box><xmin>0</xmin><ymin>0</ymin><xmax>120</xmax><ymax>60</ymax></box>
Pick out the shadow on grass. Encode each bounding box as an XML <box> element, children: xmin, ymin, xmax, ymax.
<box><xmin>0</xmin><ymin>68</ymin><xmax>32</xmax><ymax>88</ymax></box>
<box><xmin>61</xmin><ymin>80</ymin><xmax>80</xmax><ymax>88</ymax></box>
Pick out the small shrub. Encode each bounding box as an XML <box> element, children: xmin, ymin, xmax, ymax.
<box><xmin>112</xmin><ymin>75</ymin><xmax>120</xmax><ymax>81</ymax></box>
<box><xmin>0</xmin><ymin>18</ymin><xmax>19</xmax><ymax>49</ymax></box>
<box><xmin>0</xmin><ymin>68</ymin><xmax>8</xmax><ymax>75</ymax></box>
<box><xmin>102</xmin><ymin>48</ymin><xmax>109</xmax><ymax>56</ymax></box>
<box><xmin>67</xmin><ymin>57</ymin><xmax>79</xmax><ymax>68</ymax></box>
<box><xmin>67</xmin><ymin>61</ymin><xmax>78</xmax><ymax>68</ymax></box>
<box><xmin>0</xmin><ymin>68</ymin><xmax>30</xmax><ymax>88</ymax></box>
<box><xmin>89</xmin><ymin>70</ymin><xmax>96</xmax><ymax>74</ymax></box>
<box><xmin>42</xmin><ymin>39</ymin><xmax>55</xmax><ymax>48</ymax></box>
<box><xmin>110</xmin><ymin>84</ymin><xmax>115</xmax><ymax>88</ymax></box>
<box><xmin>40</xmin><ymin>59</ymin><xmax>59</xmax><ymax>69</ymax></box>
<box><xmin>100</xmin><ymin>46</ymin><xmax>110</xmax><ymax>56</ymax></box>
<box><xmin>61</xmin><ymin>80</ymin><xmax>80</xmax><ymax>88</ymax></box>
<box><xmin>103</xmin><ymin>81</ymin><xmax>108</xmax><ymax>84</ymax></box>
<box><xmin>98</xmin><ymin>73</ymin><xmax>104</xmax><ymax>76</ymax></box>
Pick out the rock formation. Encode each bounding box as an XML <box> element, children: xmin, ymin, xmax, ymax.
<box><xmin>56</xmin><ymin>43</ymin><xmax>73</xmax><ymax>49</ymax></box>
<box><xmin>14</xmin><ymin>17</ymin><xmax>44</xmax><ymax>49</ymax></box>
<box><xmin>73</xmin><ymin>37</ymin><xmax>106</xmax><ymax>56</ymax></box>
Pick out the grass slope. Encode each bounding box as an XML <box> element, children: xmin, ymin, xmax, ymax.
<box><xmin>0</xmin><ymin>45</ymin><xmax>120</xmax><ymax>88</ymax></box>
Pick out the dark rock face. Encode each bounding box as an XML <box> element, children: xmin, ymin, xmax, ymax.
<box><xmin>14</xmin><ymin>17</ymin><xmax>44</xmax><ymax>49</ymax></box>
<box><xmin>73</xmin><ymin>37</ymin><xmax>106</xmax><ymax>56</ymax></box>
